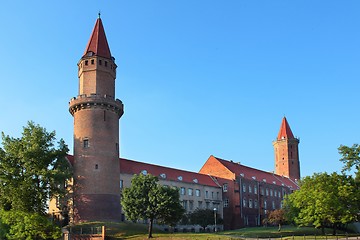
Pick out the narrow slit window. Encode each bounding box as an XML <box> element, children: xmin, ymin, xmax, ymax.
<box><xmin>91</xmin><ymin>59</ymin><xmax>94</xmax><ymax>64</ymax></box>
<box><xmin>95</xmin><ymin>164</ymin><xmax>98</xmax><ymax>169</ymax></box>
<box><xmin>105</xmin><ymin>61</ymin><xmax>108</xmax><ymax>67</ymax></box>
<box><xmin>85</xmin><ymin>60</ymin><xmax>88</xmax><ymax>66</ymax></box>
<box><xmin>99</xmin><ymin>60</ymin><xmax>102</xmax><ymax>65</ymax></box>
<box><xmin>83</xmin><ymin>139</ymin><xmax>89</xmax><ymax>148</ymax></box>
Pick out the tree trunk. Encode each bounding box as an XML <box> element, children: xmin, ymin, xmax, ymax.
<box><xmin>332</xmin><ymin>223</ymin><xmax>337</xmax><ymax>236</ymax></box>
<box><xmin>148</xmin><ymin>218</ymin><xmax>154</xmax><ymax>238</ymax></box>
<box><xmin>278</xmin><ymin>223</ymin><xmax>282</xmax><ymax>231</ymax></box>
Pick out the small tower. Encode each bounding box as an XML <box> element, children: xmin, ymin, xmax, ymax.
<box><xmin>69</xmin><ymin>16</ymin><xmax>124</xmax><ymax>222</ymax></box>
<box><xmin>272</xmin><ymin>117</ymin><xmax>300</xmax><ymax>180</ymax></box>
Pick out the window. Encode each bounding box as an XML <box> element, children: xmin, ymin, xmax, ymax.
<box><xmin>243</xmin><ymin>198</ymin><xmax>247</xmax><ymax>207</ymax></box>
<box><xmin>243</xmin><ymin>183</ymin><xmax>246</xmax><ymax>192</ymax></box>
<box><xmin>83</xmin><ymin>139</ymin><xmax>89</xmax><ymax>148</ymax></box>
<box><xmin>206</xmin><ymin>202</ymin><xmax>210</xmax><ymax>209</ymax></box>
<box><xmin>266</xmin><ymin>188</ymin><xmax>269</xmax><ymax>196</ymax></box>
<box><xmin>195</xmin><ymin>189</ymin><xmax>201</xmax><ymax>197</ymax></box>
<box><xmin>120</xmin><ymin>180</ymin><xmax>123</xmax><ymax>189</ymax></box>
<box><xmin>85</xmin><ymin>60</ymin><xmax>88</xmax><ymax>65</ymax></box>
<box><xmin>105</xmin><ymin>61</ymin><xmax>108</xmax><ymax>67</ymax></box>
<box><xmin>249</xmin><ymin>199</ymin><xmax>253</xmax><ymax>208</ymax></box>
<box><xmin>198</xmin><ymin>201</ymin><xmax>202</xmax><ymax>208</ymax></box>
<box><xmin>99</xmin><ymin>59</ymin><xmax>102</xmax><ymax>65</ymax></box>
<box><xmin>182</xmin><ymin>200</ymin><xmax>187</xmax><ymax>210</ymax></box>
<box><xmin>180</xmin><ymin>187</ymin><xmax>185</xmax><ymax>195</ymax></box>
<box><xmin>223</xmin><ymin>183</ymin><xmax>228</xmax><ymax>192</ymax></box>
<box><xmin>254</xmin><ymin>200</ymin><xmax>258</xmax><ymax>208</ymax></box>
<box><xmin>270</xmin><ymin>189</ymin><xmax>273</xmax><ymax>197</ymax></box>
<box><xmin>91</xmin><ymin>59</ymin><xmax>94</xmax><ymax>64</ymax></box>
<box><xmin>189</xmin><ymin>201</ymin><xmax>193</xmax><ymax>211</ymax></box>
<box><xmin>254</xmin><ymin>185</ymin><xmax>258</xmax><ymax>194</ymax></box>
<box><xmin>224</xmin><ymin>198</ymin><xmax>229</xmax><ymax>208</ymax></box>
<box><xmin>216</xmin><ymin>192</ymin><xmax>220</xmax><ymax>200</ymax></box>
<box><xmin>274</xmin><ymin>190</ymin><xmax>277</xmax><ymax>197</ymax></box>
<box><xmin>261</xmin><ymin>187</ymin><xmax>264</xmax><ymax>195</ymax></box>
<box><xmin>264</xmin><ymin>200</ymin><xmax>267</xmax><ymax>209</ymax></box>
<box><xmin>188</xmin><ymin>188</ymin><xmax>193</xmax><ymax>196</ymax></box>
<box><xmin>211</xmin><ymin>192</ymin><xmax>214</xmax><ymax>199</ymax></box>
<box><xmin>272</xmin><ymin>201</ymin><xmax>275</xmax><ymax>210</ymax></box>
<box><xmin>205</xmin><ymin>191</ymin><xmax>209</xmax><ymax>198</ymax></box>
<box><xmin>249</xmin><ymin>185</ymin><xmax>252</xmax><ymax>193</ymax></box>
<box><xmin>95</xmin><ymin>164</ymin><xmax>98</xmax><ymax>169</ymax></box>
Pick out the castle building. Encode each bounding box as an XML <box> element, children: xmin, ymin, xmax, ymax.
<box><xmin>68</xmin><ymin>15</ymin><xmax>124</xmax><ymax>222</ymax></box>
<box><xmin>49</xmin><ymin>17</ymin><xmax>300</xmax><ymax>230</ymax></box>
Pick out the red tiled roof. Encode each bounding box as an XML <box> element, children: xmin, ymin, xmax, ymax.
<box><xmin>120</xmin><ymin>158</ymin><xmax>221</xmax><ymax>187</ymax></box>
<box><xmin>66</xmin><ymin>155</ymin><xmax>74</xmax><ymax>167</ymax></box>
<box><xmin>83</xmin><ymin>17</ymin><xmax>112</xmax><ymax>59</ymax></box>
<box><xmin>277</xmin><ymin>117</ymin><xmax>295</xmax><ymax>140</ymax></box>
<box><xmin>212</xmin><ymin>156</ymin><xmax>299</xmax><ymax>190</ymax></box>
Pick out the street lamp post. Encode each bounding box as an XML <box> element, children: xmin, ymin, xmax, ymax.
<box><xmin>213</xmin><ymin>208</ymin><xmax>217</xmax><ymax>232</ymax></box>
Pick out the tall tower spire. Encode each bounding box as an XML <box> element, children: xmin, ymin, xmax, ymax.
<box><xmin>69</xmin><ymin>16</ymin><xmax>124</xmax><ymax>223</ymax></box>
<box><xmin>272</xmin><ymin>117</ymin><xmax>300</xmax><ymax>180</ymax></box>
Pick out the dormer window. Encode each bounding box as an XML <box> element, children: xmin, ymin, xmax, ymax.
<box><xmin>141</xmin><ymin>170</ymin><xmax>147</xmax><ymax>175</ymax></box>
<box><xmin>193</xmin><ymin>179</ymin><xmax>198</xmax><ymax>183</ymax></box>
<box><xmin>160</xmin><ymin>173</ymin><xmax>166</xmax><ymax>179</ymax></box>
<box><xmin>177</xmin><ymin>176</ymin><xmax>183</xmax><ymax>181</ymax></box>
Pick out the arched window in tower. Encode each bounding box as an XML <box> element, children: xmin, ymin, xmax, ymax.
<box><xmin>83</xmin><ymin>139</ymin><xmax>89</xmax><ymax>148</ymax></box>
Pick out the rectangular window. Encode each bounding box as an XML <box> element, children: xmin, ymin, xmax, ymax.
<box><xmin>264</xmin><ymin>200</ymin><xmax>267</xmax><ymax>209</ymax></box>
<box><xmin>224</xmin><ymin>198</ymin><xmax>229</xmax><ymax>208</ymax></box>
<box><xmin>274</xmin><ymin>190</ymin><xmax>277</xmax><ymax>197</ymax></box>
<box><xmin>99</xmin><ymin>59</ymin><xmax>102</xmax><ymax>65</ymax></box>
<box><xmin>211</xmin><ymin>192</ymin><xmax>214</xmax><ymax>199</ymax></box>
<box><xmin>249</xmin><ymin>199</ymin><xmax>253</xmax><ymax>208</ymax></box>
<box><xmin>254</xmin><ymin>200</ymin><xmax>258</xmax><ymax>208</ymax></box>
<box><xmin>85</xmin><ymin>60</ymin><xmax>88</xmax><ymax>66</ymax></box>
<box><xmin>182</xmin><ymin>200</ymin><xmax>187</xmax><ymax>210</ymax></box>
<box><xmin>223</xmin><ymin>183</ymin><xmax>228</xmax><ymax>192</ymax></box>
<box><xmin>83</xmin><ymin>139</ymin><xmax>89</xmax><ymax>148</ymax></box>
<box><xmin>205</xmin><ymin>191</ymin><xmax>209</xmax><ymax>198</ymax></box>
<box><xmin>180</xmin><ymin>187</ymin><xmax>185</xmax><ymax>195</ymax></box>
<box><xmin>261</xmin><ymin>188</ymin><xmax>264</xmax><ymax>195</ymax></box>
<box><xmin>243</xmin><ymin>183</ymin><xmax>246</xmax><ymax>192</ymax></box>
<box><xmin>91</xmin><ymin>59</ymin><xmax>94</xmax><ymax>64</ymax></box>
<box><xmin>189</xmin><ymin>201</ymin><xmax>193</xmax><ymax>211</ymax></box>
<box><xmin>270</xmin><ymin>189</ymin><xmax>273</xmax><ymax>197</ymax></box>
<box><xmin>249</xmin><ymin>185</ymin><xmax>252</xmax><ymax>193</ymax></box>
<box><xmin>254</xmin><ymin>185</ymin><xmax>258</xmax><ymax>194</ymax></box>
<box><xmin>243</xmin><ymin>198</ymin><xmax>247</xmax><ymax>207</ymax></box>
<box><xmin>105</xmin><ymin>61</ymin><xmax>108</xmax><ymax>67</ymax></box>
<box><xmin>188</xmin><ymin>188</ymin><xmax>193</xmax><ymax>196</ymax></box>
<box><xmin>266</xmin><ymin>188</ymin><xmax>269</xmax><ymax>196</ymax></box>
<box><xmin>195</xmin><ymin>189</ymin><xmax>201</xmax><ymax>197</ymax></box>
<box><xmin>272</xmin><ymin>201</ymin><xmax>275</xmax><ymax>209</ymax></box>
<box><xmin>120</xmin><ymin>180</ymin><xmax>123</xmax><ymax>189</ymax></box>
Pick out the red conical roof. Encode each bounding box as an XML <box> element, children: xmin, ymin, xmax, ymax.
<box><xmin>277</xmin><ymin>117</ymin><xmax>295</xmax><ymax>140</ymax></box>
<box><xmin>83</xmin><ymin>17</ymin><xmax>112</xmax><ymax>59</ymax></box>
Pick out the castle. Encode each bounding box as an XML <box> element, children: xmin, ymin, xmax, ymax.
<box><xmin>50</xmin><ymin>16</ymin><xmax>300</xmax><ymax>230</ymax></box>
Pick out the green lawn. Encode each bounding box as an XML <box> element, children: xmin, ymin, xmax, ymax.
<box><xmin>67</xmin><ymin>222</ymin><xmax>359</xmax><ymax>239</ymax></box>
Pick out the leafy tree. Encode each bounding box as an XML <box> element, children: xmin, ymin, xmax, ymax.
<box><xmin>0</xmin><ymin>122</ymin><xmax>71</xmax><ymax>239</ymax></box>
<box><xmin>283</xmin><ymin>172</ymin><xmax>359</xmax><ymax>235</ymax></box>
<box><xmin>267</xmin><ymin>209</ymin><xmax>286</xmax><ymax>231</ymax></box>
<box><xmin>0</xmin><ymin>121</ymin><xmax>71</xmax><ymax>213</ymax></box>
<box><xmin>338</xmin><ymin>144</ymin><xmax>360</xmax><ymax>181</ymax></box>
<box><xmin>0</xmin><ymin>210</ymin><xmax>61</xmax><ymax>240</ymax></box>
<box><xmin>188</xmin><ymin>208</ymin><xmax>222</xmax><ymax>231</ymax></box>
<box><xmin>121</xmin><ymin>174</ymin><xmax>185</xmax><ymax>238</ymax></box>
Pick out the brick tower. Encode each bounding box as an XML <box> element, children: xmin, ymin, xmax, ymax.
<box><xmin>69</xmin><ymin>15</ymin><xmax>124</xmax><ymax>222</ymax></box>
<box><xmin>272</xmin><ymin>117</ymin><xmax>300</xmax><ymax>180</ymax></box>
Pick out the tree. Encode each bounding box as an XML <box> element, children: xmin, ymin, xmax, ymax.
<box><xmin>121</xmin><ymin>174</ymin><xmax>185</xmax><ymax>238</ymax></box>
<box><xmin>283</xmin><ymin>172</ymin><xmax>359</xmax><ymax>235</ymax></box>
<box><xmin>338</xmin><ymin>144</ymin><xmax>360</xmax><ymax>181</ymax></box>
<box><xmin>267</xmin><ymin>209</ymin><xmax>286</xmax><ymax>231</ymax></box>
<box><xmin>0</xmin><ymin>121</ymin><xmax>71</xmax><ymax>239</ymax></box>
<box><xmin>188</xmin><ymin>208</ymin><xmax>222</xmax><ymax>231</ymax></box>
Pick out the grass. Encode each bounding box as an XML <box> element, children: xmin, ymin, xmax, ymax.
<box><xmin>67</xmin><ymin>222</ymin><xmax>359</xmax><ymax>239</ymax></box>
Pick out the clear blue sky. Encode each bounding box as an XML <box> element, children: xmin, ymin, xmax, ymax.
<box><xmin>1</xmin><ymin>1</ymin><xmax>359</xmax><ymax>178</ymax></box>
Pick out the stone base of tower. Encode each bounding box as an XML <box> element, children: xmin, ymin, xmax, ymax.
<box><xmin>73</xmin><ymin>194</ymin><xmax>121</xmax><ymax>223</ymax></box>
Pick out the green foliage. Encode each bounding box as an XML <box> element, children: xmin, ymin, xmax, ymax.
<box><xmin>0</xmin><ymin>210</ymin><xmax>61</xmax><ymax>240</ymax></box>
<box><xmin>188</xmin><ymin>208</ymin><xmax>220</xmax><ymax>230</ymax></box>
<box><xmin>121</xmin><ymin>174</ymin><xmax>185</xmax><ymax>238</ymax></box>
<box><xmin>283</xmin><ymin>172</ymin><xmax>359</xmax><ymax>234</ymax></box>
<box><xmin>339</xmin><ymin>144</ymin><xmax>360</xmax><ymax>181</ymax></box>
<box><xmin>0</xmin><ymin>121</ymin><xmax>71</xmax><ymax>214</ymax></box>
